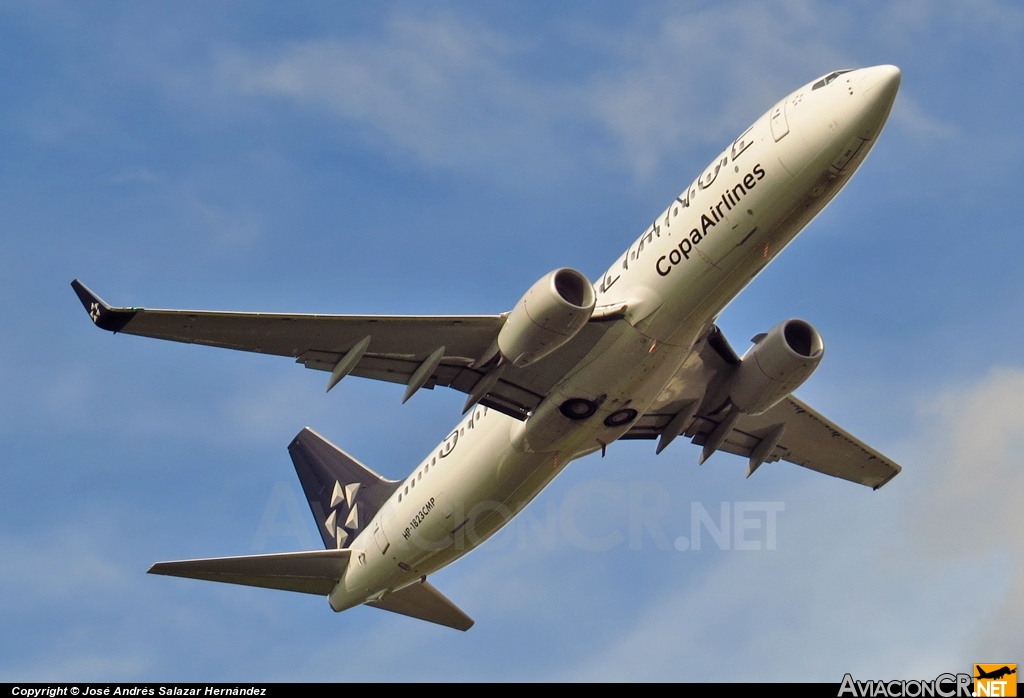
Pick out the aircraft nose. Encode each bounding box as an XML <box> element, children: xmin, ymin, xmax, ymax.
<box><xmin>858</xmin><ymin>64</ymin><xmax>901</xmax><ymax>111</ymax></box>
<box><xmin>845</xmin><ymin>64</ymin><xmax>900</xmax><ymax>140</ymax></box>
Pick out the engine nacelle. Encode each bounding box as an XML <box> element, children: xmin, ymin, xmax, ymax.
<box><xmin>498</xmin><ymin>268</ymin><xmax>596</xmax><ymax>368</ymax></box>
<box><xmin>728</xmin><ymin>319</ymin><xmax>824</xmax><ymax>415</ymax></box>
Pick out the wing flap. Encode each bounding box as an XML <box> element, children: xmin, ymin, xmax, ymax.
<box><xmin>148</xmin><ymin>549</ymin><xmax>352</xmax><ymax>595</ymax></box>
<box><xmin>368</xmin><ymin>579</ymin><xmax>474</xmax><ymax>631</ymax></box>
<box><xmin>631</xmin><ymin>397</ymin><xmax>900</xmax><ymax>489</ymax></box>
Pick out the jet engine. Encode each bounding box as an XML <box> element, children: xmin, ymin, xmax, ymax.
<box><xmin>497</xmin><ymin>268</ymin><xmax>596</xmax><ymax>368</ymax></box>
<box><xmin>728</xmin><ymin>319</ymin><xmax>824</xmax><ymax>415</ymax></box>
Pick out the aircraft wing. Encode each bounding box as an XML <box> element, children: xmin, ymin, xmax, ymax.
<box><xmin>71</xmin><ymin>280</ymin><xmax>612</xmax><ymax>420</ymax></box>
<box><xmin>625</xmin><ymin>328</ymin><xmax>901</xmax><ymax>489</ymax></box>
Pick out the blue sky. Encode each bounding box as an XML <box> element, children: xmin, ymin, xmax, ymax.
<box><xmin>2</xmin><ymin>0</ymin><xmax>1023</xmax><ymax>682</ymax></box>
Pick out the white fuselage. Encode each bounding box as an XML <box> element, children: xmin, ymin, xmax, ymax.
<box><xmin>329</xmin><ymin>65</ymin><xmax>901</xmax><ymax>612</ymax></box>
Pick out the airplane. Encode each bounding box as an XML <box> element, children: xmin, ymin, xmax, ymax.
<box><xmin>976</xmin><ymin>666</ymin><xmax>1017</xmax><ymax>681</ymax></box>
<box><xmin>72</xmin><ymin>65</ymin><xmax>903</xmax><ymax>631</ymax></box>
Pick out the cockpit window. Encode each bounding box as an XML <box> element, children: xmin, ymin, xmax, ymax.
<box><xmin>812</xmin><ymin>70</ymin><xmax>853</xmax><ymax>90</ymax></box>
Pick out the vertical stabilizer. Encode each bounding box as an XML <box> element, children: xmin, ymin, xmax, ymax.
<box><xmin>288</xmin><ymin>428</ymin><xmax>400</xmax><ymax>549</ymax></box>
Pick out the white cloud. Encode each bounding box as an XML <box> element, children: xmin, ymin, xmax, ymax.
<box><xmin>579</xmin><ymin>2</ymin><xmax>848</xmax><ymax>175</ymax></box>
<box><xmin>221</xmin><ymin>13</ymin><xmax>552</xmax><ymax>170</ymax></box>
<box><xmin>215</xmin><ymin>5</ymin><xmax>855</xmax><ymax>178</ymax></box>
<box><xmin>214</xmin><ymin>2</ymin><xmax>997</xmax><ymax>179</ymax></box>
<box><xmin>908</xmin><ymin>367</ymin><xmax>1024</xmax><ymax>658</ymax></box>
<box><xmin>911</xmin><ymin>368</ymin><xmax>1024</xmax><ymax>556</ymax></box>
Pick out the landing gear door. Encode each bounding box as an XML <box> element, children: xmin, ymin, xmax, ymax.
<box><xmin>373</xmin><ymin>520</ymin><xmax>390</xmax><ymax>555</ymax></box>
<box><xmin>770</xmin><ymin>100</ymin><xmax>790</xmax><ymax>142</ymax></box>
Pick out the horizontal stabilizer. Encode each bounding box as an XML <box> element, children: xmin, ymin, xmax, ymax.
<box><xmin>148</xmin><ymin>549</ymin><xmax>351</xmax><ymax>596</ymax></box>
<box><xmin>369</xmin><ymin>579</ymin><xmax>474</xmax><ymax>631</ymax></box>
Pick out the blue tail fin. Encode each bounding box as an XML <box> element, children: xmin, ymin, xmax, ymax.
<box><xmin>288</xmin><ymin>428</ymin><xmax>400</xmax><ymax>550</ymax></box>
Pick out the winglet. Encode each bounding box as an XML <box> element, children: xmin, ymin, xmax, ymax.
<box><xmin>70</xmin><ymin>279</ymin><xmax>137</xmax><ymax>333</ymax></box>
